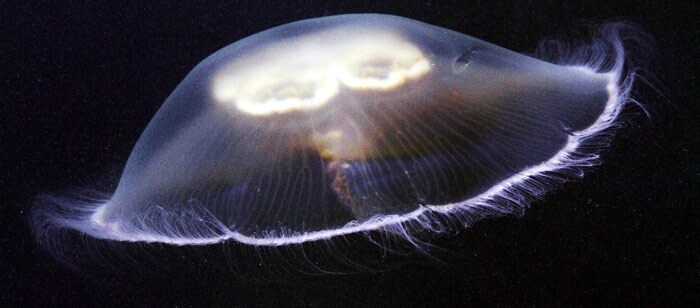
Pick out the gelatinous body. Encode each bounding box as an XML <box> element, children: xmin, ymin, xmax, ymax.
<box><xmin>33</xmin><ymin>14</ymin><xmax>637</xmax><ymax>248</ymax></box>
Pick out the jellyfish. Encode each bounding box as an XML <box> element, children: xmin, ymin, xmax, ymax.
<box><xmin>32</xmin><ymin>14</ymin><xmax>643</xmax><ymax>253</ymax></box>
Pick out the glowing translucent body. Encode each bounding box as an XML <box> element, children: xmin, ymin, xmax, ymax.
<box><xmin>34</xmin><ymin>14</ymin><xmax>634</xmax><ymax>247</ymax></box>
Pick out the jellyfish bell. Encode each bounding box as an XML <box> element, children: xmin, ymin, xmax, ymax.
<box><xmin>32</xmin><ymin>14</ymin><xmax>644</xmax><ymax>260</ymax></box>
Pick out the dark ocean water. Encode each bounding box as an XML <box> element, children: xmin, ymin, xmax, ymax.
<box><xmin>2</xmin><ymin>1</ymin><xmax>698</xmax><ymax>306</ymax></box>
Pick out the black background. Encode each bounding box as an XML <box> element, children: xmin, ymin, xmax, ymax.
<box><xmin>2</xmin><ymin>1</ymin><xmax>698</xmax><ymax>306</ymax></box>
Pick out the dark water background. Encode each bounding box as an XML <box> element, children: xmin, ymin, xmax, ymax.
<box><xmin>2</xmin><ymin>1</ymin><xmax>698</xmax><ymax>306</ymax></box>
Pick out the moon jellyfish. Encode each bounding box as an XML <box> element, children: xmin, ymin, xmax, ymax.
<box><xmin>32</xmin><ymin>14</ymin><xmax>645</xmax><ymax>255</ymax></box>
